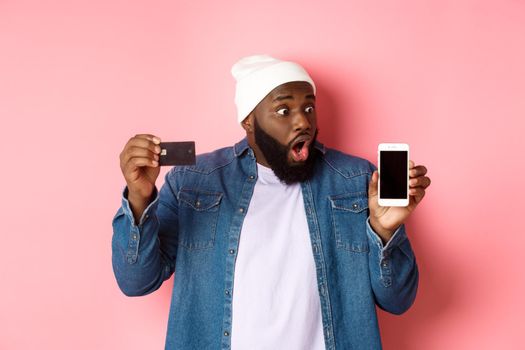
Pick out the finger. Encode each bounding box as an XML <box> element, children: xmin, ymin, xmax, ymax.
<box><xmin>125</xmin><ymin>156</ymin><xmax>159</xmax><ymax>171</ymax></box>
<box><xmin>409</xmin><ymin>165</ymin><xmax>428</xmax><ymax>178</ymax></box>
<box><xmin>409</xmin><ymin>160</ymin><xmax>415</xmax><ymax>169</ymax></box>
<box><xmin>133</xmin><ymin>134</ymin><xmax>161</xmax><ymax>144</ymax></box>
<box><xmin>368</xmin><ymin>170</ymin><xmax>379</xmax><ymax>197</ymax></box>
<box><xmin>121</xmin><ymin>146</ymin><xmax>159</xmax><ymax>164</ymax></box>
<box><xmin>129</xmin><ymin>137</ymin><xmax>162</xmax><ymax>152</ymax></box>
<box><xmin>409</xmin><ymin>187</ymin><xmax>426</xmax><ymax>203</ymax></box>
<box><xmin>122</xmin><ymin>138</ymin><xmax>161</xmax><ymax>161</ymax></box>
<box><xmin>409</xmin><ymin>176</ymin><xmax>431</xmax><ymax>189</ymax></box>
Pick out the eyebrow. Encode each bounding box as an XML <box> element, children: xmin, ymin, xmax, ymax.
<box><xmin>272</xmin><ymin>95</ymin><xmax>293</xmax><ymax>102</ymax></box>
<box><xmin>306</xmin><ymin>94</ymin><xmax>316</xmax><ymax>101</ymax></box>
<box><xmin>272</xmin><ymin>94</ymin><xmax>316</xmax><ymax>102</ymax></box>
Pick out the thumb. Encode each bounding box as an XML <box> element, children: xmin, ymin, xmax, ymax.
<box><xmin>368</xmin><ymin>170</ymin><xmax>379</xmax><ymax>198</ymax></box>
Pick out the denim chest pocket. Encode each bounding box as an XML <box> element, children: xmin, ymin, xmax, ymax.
<box><xmin>178</xmin><ymin>189</ymin><xmax>223</xmax><ymax>250</ymax></box>
<box><xmin>329</xmin><ymin>192</ymin><xmax>369</xmax><ymax>252</ymax></box>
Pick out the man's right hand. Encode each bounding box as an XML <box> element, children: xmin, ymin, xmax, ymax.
<box><xmin>119</xmin><ymin>134</ymin><xmax>162</xmax><ymax>223</ymax></box>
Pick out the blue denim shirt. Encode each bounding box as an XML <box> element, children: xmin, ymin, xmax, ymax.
<box><xmin>112</xmin><ymin>138</ymin><xmax>418</xmax><ymax>350</ymax></box>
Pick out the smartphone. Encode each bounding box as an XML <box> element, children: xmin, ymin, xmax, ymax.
<box><xmin>378</xmin><ymin>143</ymin><xmax>409</xmax><ymax>207</ymax></box>
<box><xmin>158</xmin><ymin>141</ymin><xmax>196</xmax><ymax>166</ymax></box>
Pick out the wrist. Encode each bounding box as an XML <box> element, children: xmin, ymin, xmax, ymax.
<box><xmin>127</xmin><ymin>186</ymin><xmax>154</xmax><ymax>204</ymax></box>
<box><xmin>369</xmin><ymin>218</ymin><xmax>395</xmax><ymax>244</ymax></box>
<box><xmin>126</xmin><ymin>187</ymin><xmax>156</xmax><ymax>225</ymax></box>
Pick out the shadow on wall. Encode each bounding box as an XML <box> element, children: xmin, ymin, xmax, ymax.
<box><xmin>309</xmin><ymin>63</ymin><xmax>370</xmax><ymax>154</ymax></box>
<box><xmin>377</xmin><ymin>214</ymin><xmax>460</xmax><ymax>349</ymax></box>
<box><xmin>315</xmin><ymin>79</ymin><xmax>347</xmax><ymax>150</ymax></box>
<box><xmin>316</xmin><ymin>79</ymin><xmax>460</xmax><ymax>349</ymax></box>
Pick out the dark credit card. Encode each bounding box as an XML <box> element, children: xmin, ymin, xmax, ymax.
<box><xmin>158</xmin><ymin>141</ymin><xmax>196</xmax><ymax>166</ymax></box>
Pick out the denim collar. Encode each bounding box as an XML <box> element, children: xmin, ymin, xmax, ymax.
<box><xmin>233</xmin><ymin>137</ymin><xmax>326</xmax><ymax>158</ymax></box>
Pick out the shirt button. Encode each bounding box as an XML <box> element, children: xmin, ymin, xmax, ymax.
<box><xmin>225</xmin><ymin>290</ymin><xmax>230</xmax><ymax>295</ymax></box>
<box><xmin>132</xmin><ymin>234</ymin><xmax>137</xmax><ymax>240</ymax></box>
<box><xmin>249</xmin><ymin>175</ymin><xmax>255</xmax><ymax>180</ymax></box>
<box><xmin>239</xmin><ymin>208</ymin><xmax>244</xmax><ymax>213</ymax></box>
<box><xmin>195</xmin><ymin>201</ymin><xmax>201</xmax><ymax>208</ymax></box>
<box><xmin>229</xmin><ymin>249</ymin><xmax>235</xmax><ymax>254</ymax></box>
<box><xmin>224</xmin><ymin>331</ymin><xmax>230</xmax><ymax>337</ymax></box>
<box><xmin>352</xmin><ymin>203</ymin><xmax>358</xmax><ymax>209</ymax></box>
<box><xmin>382</xmin><ymin>261</ymin><xmax>388</xmax><ymax>267</ymax></box>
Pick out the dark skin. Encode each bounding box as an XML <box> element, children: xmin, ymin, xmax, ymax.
<box><xmin>119</xmin><ymin>133</ymin><xmax>161</xmax><ymax>224</ymax></box>
<box><xmin>119</xmin><ymin>81</ymin><xmax>431</xmax><ymax>243</ymax></box>
<box><xmin>241</xmin><ymin>81</ymin><xmax>317</xmax><ymax>167</ymax></box>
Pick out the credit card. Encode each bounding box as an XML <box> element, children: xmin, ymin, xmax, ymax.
<box><xmin>158</xmin><ymin>141</ymin><xmax>196</xmax><ymax>166</ymax></box>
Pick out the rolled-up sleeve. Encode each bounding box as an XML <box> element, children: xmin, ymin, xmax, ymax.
<box><xmin>366</xmin><ymin>219</ymin><xmax>419</xmax><ymax>315</ymax></box>
<box><xmin>111</xmin><ymin>170</ymin><xmax>180</xmax><ymax>297</ymax></box>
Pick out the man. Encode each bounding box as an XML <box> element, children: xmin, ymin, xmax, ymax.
<box><xmin>112</xmin><ymin>55</ymin><xmax>431</xmax><ymax>349</ymax></box>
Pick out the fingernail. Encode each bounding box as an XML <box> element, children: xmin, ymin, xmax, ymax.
<box><xmin>153</xmin><ymin>137</ymin><xmax>161</xmax><ymax>144</ymax></box>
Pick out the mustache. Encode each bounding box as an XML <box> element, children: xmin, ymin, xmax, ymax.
<box><xmin>288</xmin><ymin>130</ymin><xmax>318</xmax><ymax>149</ymax></box>
<box><xmin>288</xmin><ymin>132</ymin><xmax>312</xmax><ymax>147</ymax></box>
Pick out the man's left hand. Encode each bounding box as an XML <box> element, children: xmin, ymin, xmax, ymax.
<box><xmin>368</xmin><ymin>160</ymin><xmax>431</xmax><ymax>244</ymax></box>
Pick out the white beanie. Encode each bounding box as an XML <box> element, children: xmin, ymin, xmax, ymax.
<box><xmin>231</xmin><ymin>54</ymin><xmax>316</xmax><ymax>123</ymax></box>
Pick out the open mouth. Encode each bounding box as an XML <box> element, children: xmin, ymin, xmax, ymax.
<box><xmin>290</xmin><ymin>135</ymin><xmax>311</xmax><ymax>162</ymax></box>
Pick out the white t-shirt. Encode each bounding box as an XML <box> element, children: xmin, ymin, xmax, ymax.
<box><xmin>231</xmin><ymin>164</ymin><xmax>325</xmax><ymax>350</ymax></box>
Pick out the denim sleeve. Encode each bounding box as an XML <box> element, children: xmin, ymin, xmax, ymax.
<box><xmin>111</xmin><ymin>171</ymin><xmax>180</xmax><ymax>296</ymax></box>
<box><xmin>366</xmin><ymin>218</ymin><xmax>419</xmax><ymax>315</ymax></box>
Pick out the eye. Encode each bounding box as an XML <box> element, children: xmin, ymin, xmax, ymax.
<box><xmin>305</xmin><ymin>106</ymin><xmax>315</xmax><ymax>113</ymax></box>
<box><xmin>276</xmin><ymin>107</ymin><xmax>290</xmax><ymax>116</ymax></box>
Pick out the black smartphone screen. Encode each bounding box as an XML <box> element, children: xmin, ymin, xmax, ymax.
<box><xmin>380</xmin><ymin>150</ymin><xmax>408</xmax><ymax>199</ymax></box>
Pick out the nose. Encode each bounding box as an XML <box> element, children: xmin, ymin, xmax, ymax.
<box><xmin>293</xmin><ymin>110</ymin><xmax>312</xmax><ymax>132</ymax></box>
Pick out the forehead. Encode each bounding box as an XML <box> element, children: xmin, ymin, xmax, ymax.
<box><xmin>266</xmin><ymin>81</ymin><xmax>314</xmax><ymax>101</ymax></box>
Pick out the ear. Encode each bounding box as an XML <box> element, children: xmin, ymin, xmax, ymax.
<box><xmin>241</xmin><ymin>113</ymin><xmax>255</xmax><ymax>133</ymax></box>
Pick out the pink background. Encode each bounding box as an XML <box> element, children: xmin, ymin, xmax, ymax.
<box><xmin>1</xmin><ymin>0</ymin><xmax>524</xmax><ymax>349</ymax></box>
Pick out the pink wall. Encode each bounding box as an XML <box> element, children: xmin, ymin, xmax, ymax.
<box><xmin>1</xmin><ymin>1</ymin><xmax>523</xmax><ymax>349</ymax></box>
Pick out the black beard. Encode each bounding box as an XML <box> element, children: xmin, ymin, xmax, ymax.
<box><xmin>253</xmin><ymin>118</ymin><xmax>318</xmax><ymax>185</ymax></box>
